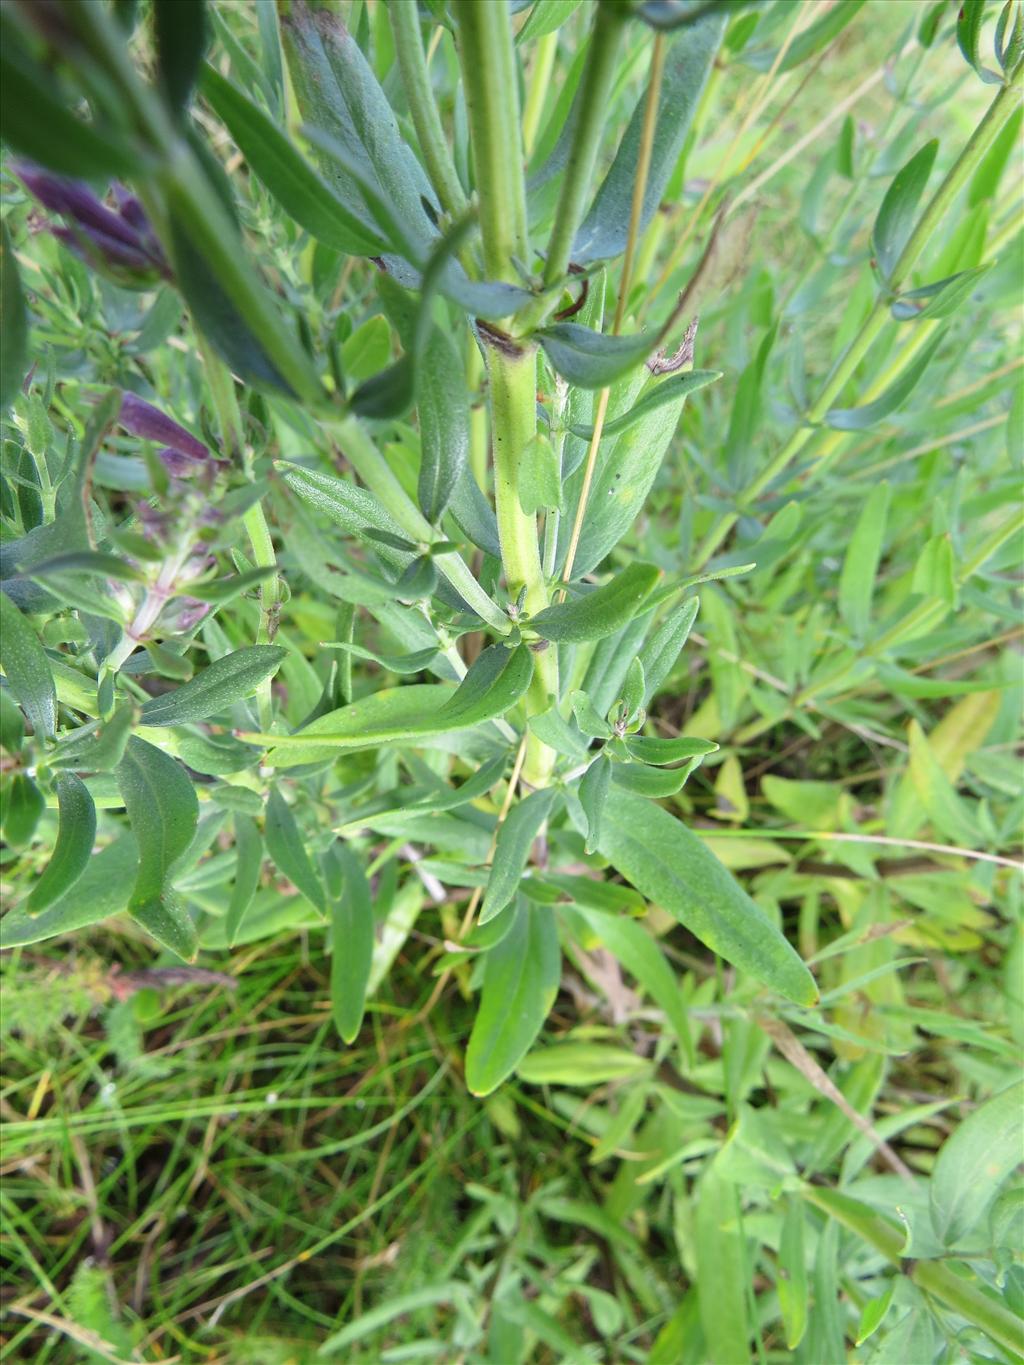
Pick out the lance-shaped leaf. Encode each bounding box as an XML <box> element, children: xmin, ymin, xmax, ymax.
<box><xmin>139</xmin><ymin>646</ymin><xmax>287</xmax><ymax>726</ymax></box>
<box><xmin>0</xmin><ymin>589</ymin><xmax>57</xmax><ymax>740</ymax></box>
<box><xmin>623</xmin><ymin>735</ymin><xmax>717</xmax><ymax>766</ymax></box>
<box><xmin>278</xmin><ymin>461</ymin><xmax>416</xmax><ymax>558</ymax></box>
<box><xmin>568</xmin><ymin>369</ymin><xmax>720</xmax><ymax>439</ymax></box>
<box><xmin>610</xmin><ymin>762</ymin><xmax>698</xmax><ymax>796</ymax></box>
<box><xmin>0</xmin><ymin>832</ymin><xmax>137</xmax><ymax>948</ymax></box>
<box><xmin>572</xmin><ymin>11</ymin><xmax>725</xmax><ymax>263</ymax></box>
<box><xmin>265</xmin><ymin>786</ymin><xmax>326</xmax><ymax>914</ymax></box>
<box><xmin>154</xmin><ymin>0</ymin><xmax>208</xmax><ymax>116</ymax></box>
<box><xmin>930</xmin><ymin>1079</ymin><xmax>1024</xmax><ymax>1246</ymax></box>
<box><xmin>329</xmin><ymin>843</ymin><xmax>374</xmax><ymax>1043</ymax></box>
<box><xmin>537</xmin><ymin>322</ymin><xmax>654</xmax><ymax>389</ymax></box>
<box><xmin>465</xmin><ymin>900</ymin><xmax>561</xmax><ymax>1096</ymax></box>
<box><xmin>261</xmin><ymin>645</ymin><xmax>533</xmax><ymax>767</ymax></box>
<box><xmin>872</xmin><ymin>141</ymin><xmax>938</xmax><ymax>282</ymax></box>
<box><xmin>116</xmin><ymin>737</ymin><xmax>199</xmax><ymax>961</ymax></box>
<box><xmin>571</xmin><ymin>901</ymin><xmax>691</xmax><ymax>1055</ymax></box>
<box><xmin>201</xmin><ymin>64</ymin><xmax>387</xmax><ymax>256</ymax></box>
<box><xmin>742</xmin><ymin>0</ymin><xmax>866</xmax><ymax>72</ymax></box>
<box><xmin>1</xmin><ymin>218</ymin><xmax>28</xmax><ymax>410</ymax></box>
<box><xmin>50</xmin><ymin>702</ymin><xmax>136</xmax><ymax>773</ymax></box>
<box><xmin>638</xmin><ymin>596</ymin><xmax>699</xmax><ymax>703</ymax></box>
<box><xmin>418</xmin><ymin>328</ymin><xmax>469</xmax><ymax>523</ymax></box>
<box><xmin>825</xmin><ymin>328</ymin><xmax>946</xmax><ymax>431</ymax></box>
<box><xmin>481</xmin><ymin>787</ymin><xmax>559</xmax><ymax>925</ymax></box>
<box><xmin>838</xmin><ymin>482</ymin><xmax>890</xmax><ymax>639</ymax></box>
<box><xmin>529</xmin><ymin>563</ymin><xmax>661</xmax><ymax>643</ymax></box>
<box><xmin>27</xmin><ymin>772</ymin><xmax>96</xmax><ymax>915</ymax></box>
<box><xmin>578</xmin><ymin>753</ymin><xmax>611</xmax><ymax>855</ymax></box>
<box><xmin>596</xmin><ymin>791</ymin><xmax>818</xmax><ymax>1005</ymax></box>
<box><xmin>225</xmin><ymin>813</ymin><xmax>263</xmax><ymax>947</ymax></box>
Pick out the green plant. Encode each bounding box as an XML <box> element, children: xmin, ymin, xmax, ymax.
<box><xmin>1</xmin><ymin>1</ymin><xmax>1022</xmax><ymax>1361</ymax></box>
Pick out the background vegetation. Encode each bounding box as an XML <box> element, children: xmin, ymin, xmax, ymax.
<box><xmin>1</xmin><ymin>0</ymin><xmax>1022</xmax><ymax>1362</ymax></box>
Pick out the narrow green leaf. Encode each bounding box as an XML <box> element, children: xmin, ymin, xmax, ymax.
<box><xmin>958</xmin><ymin>0</ymin><xmax>1004</xmax><ymax>82</ymax></box>
<box><xmin>825</xmin><ymin>328</ymin><xmax>946</xmax><ymax>430</ymax></box>
<box><xmin>0</xmin><ymin>589</ymin><xmax>57</xmax><ymax>740</ymax></box>
<box><xmin>226</xmin><ymin>813</ymin><xmax>263</xmax><ymax>947</ymax></box>
<box><xmin>856</xmin><ymin>1284</ymin><xmax>895</xmax><ymax>1346</ymax></box>
<box><xmin>529</xmin><ymin>706</ymin><xmax>591</xmax><ymax>760</ymax></box>
<box><xmin>201</xmin><ymin>64</ymin><xmax>387</xmax><ymax>256</ymax></box>
<box><xmin>872</xmin><ymin>141</ymin><xmax>938</xmax><ymax>282</ymax></box>
<box><xmin>609</xmin><ymin>761</ymin><xmax>698</xmax><ymax>796</ymax></box>
<box><xmin>572</xmin><ymin>902</ymin><xmax>690</xmax><ymax>1055</ymax></box>
<box><xmin>537</xmin><ymin>323</ymin><xmax>653</xmax><ymax>388</ymax></box>
<box><xmin>623</xmin><ymin>735</ymin><xmax>717</xmax><ymax>766</ymax></box>
<box><xmin>0</xmin><ymin>832</ymin><xmax>137</xmax><ymax>948</ymax></box>
<box><xmin>3</xmin><ymin>772</ymin><xmax>44</xmax><ymax>847</ymax></box>
<box><xmin>154</xmin><ymin>0</ymin><xmax>208</xmax><ymax>115</ymax></box>
<box><xmin>743</xmin><ymin>0</ymin><xmax>867</xmax><ymax>72</ymax></box>
<box><xmin>139</xmin><ymin>646</ymin><xmax>286</xmax><ymax>726</ymax></box>
<box><xmin>568</xmin><ymin>370</ymin><xmax>721</xmax><ymax>440</ymax></box>
<box><xmin>329</xmin><ymin>843</ymin><xmax>374</xmax><ymax>1043</ymax></box>
<box><xmin>570</xmin><ymin>690</ymin><xmax>613</xmax><ymax>738</ymax></box>
<box><xmin>265</xmin><ymin>787</ymin><xmax>326</xmax><ymax>914</ymax></box>
<box><xmin>0</xmin><ymin>688</ymin><xmax>24</xmax><ymax>754</ymax></box>
<box><xmin>517</xmin><ymin>0</ymin><xmax>582</xmax><ymax>42</ymax></box>
<box><xmin>911</xmin><ymin>533</ymin><xmax>957</xmax><ymax>605</ymax></box>
<box><xmin>695</xmin><ymin>1164</ymin><xmax>751</xmax><ymax>1365</ymax></box>
<box><xmin>261</xmin><ymin>644</ymin><xmax>533</xmax><ymax>766</ymax></box>
<box><xmin>778</xmin><ymin>1199</ymin><xmax>808</xmax><ymax>1349</ymax></box>
<box><xmin>1</xmin><ymin>218</ymin><xmax>28</xmax><ymax>410</ymax></box>
<box><xmin>838</xmin><ymin>482</ymin><xmax>890</xmax><ymax>639</ymax></box>
<box><xmin>278</xmin><ymin>460</ymin><xmax>416</xmax><ymax>554</ymax></box>
<box><xmin>908</xmin><ymin>719</ymin><xmax>984</xmax><ymax>847</ymax></box>
<box><xmin>465</xmin><ymin>900</ymin><xmax>561</xmax><ymax>1096</ymax></box>
<box><xmin>596</xmin><ymin>791</ymin><xmax>818</xmax><ymax>1006</ymax></box>
<box><xmin>530</xmin><ymin>563</ymin><xmax>661</xmax><ymax>643</ymax></box>
<box><xmin>573</xmin><ymin>12</ymin><xmax>725</xmax><ymax>262</ymax></box>
<box><xmin>27</xmin><ymin>772</ymin><xmax>96</xmax><ymax>915</ymax></box>
<box><xmin>481</xmin><ymin>787</ymin><xmax>558</xmax><ymax>925</ymax></box>
<box><xmin>638</xmin><ymin>596</ymin><xmax>699</xmax><ymax>703</ymax></box>
<box><xmin>166</xmin><ymin>205</ymin><xmax>297</xmax><ymax>397</ymax></box>
<box><xmin>418</xmin><ymin>328</ymin><xmax>469</xmax><ymax>522</ymax></box>
<box><xmin>0</xmin><ymin>25</ymin><xmax>134</xmax><ymax>178</ymax></box>
<box><xmin>116</xmin><ymin>736</ymin><xmax>199</xmax><ymax>961</ymax></box>
<box><xmin>892</xmin><ymin>265</ymin><xmax>995</xmax><ymax>321</ymax></box>
<box><xmin>50</xmin><ymin>702</ymin><xmax>136</xmax><ymax>773</ymax></box>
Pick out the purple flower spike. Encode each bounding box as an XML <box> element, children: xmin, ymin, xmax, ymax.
<box><xmin>119</xmin><ymin>393</ymin><xmax>211</xmax><ymax>465</ymax></box>
<box><xmin>15</xmin><ymin>164</ymin><xmax>170</xmax><ymax>287</ymax></box>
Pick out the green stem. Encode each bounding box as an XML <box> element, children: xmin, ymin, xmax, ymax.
<box><xmin>695</xmin><ymin>65</ymin><xmax>1024</xmax><ymax>566</ymax></box>
<box><xmin>197</xmin><ymin>336</ymin><xmax>279</xmax><ymax>730</ymax></box>
<box><xmin>802</xmin><ymin>1186</ymin><xmax>1024</xmax><ymax>1361</ymax></box>
<box><xmin>487</xmin><ymin>346</ymin><xmax>558</xmax><ymax>784</ymax></box>
<box><xmin>390</xmin><ymin>0</ymin><xmax>468</xmax><ymax>219</ymax></box>
<box><xmin>453</xmin><ymin>0</ymin><xmax>529</xmax><ymax>281</ymax></box>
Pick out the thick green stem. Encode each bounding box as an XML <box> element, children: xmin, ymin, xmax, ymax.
<box><xmin>696</xmin><ymin>65</ymin><xmax>1024</xmax><ymax>566</ymax></box>
<box><xmin>487</xmin><ymin>346</ymin><xmax>558</xmax><ymax>784</ymax></box>
<box><xmin>802</xmin><ymin>1186</ymin><xmax>1024</xmax><ymax>1360</ymax></box>
<box><xmin>453</xmin><ymin>0</ymin><xmax>529</xmax><ymax>281</ymax></box>
<box><xmin>390</xmin><ymin>0</ymin><xmax>468</xmax><ymax>220</ymax></box>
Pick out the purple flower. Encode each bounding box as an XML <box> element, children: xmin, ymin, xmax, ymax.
<box><xmin>15</xmin><ymin>164</ymin><xmax>170</xmax><ymax>289</ymax></box>
<box><xmin>119</xmin><ymin>393</ymin><xmax>214</xmax><ymax>473</ymax></box>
